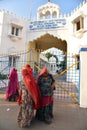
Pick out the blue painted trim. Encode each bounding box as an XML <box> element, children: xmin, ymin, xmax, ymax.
<box><xmin>80</xmin><ymin>48</ymin><xmax>87</xmax><ymax>52</ymax></box>
<box><xmin>78</xmin><ymin>56</ymin><xmax>81</xmax><ymax>104</ymax></box>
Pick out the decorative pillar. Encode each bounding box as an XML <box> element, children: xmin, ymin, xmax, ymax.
<box><xmin>27</xmin><ymin>41</ymin><xmax>40</xmax><ymax>66</ymax></box>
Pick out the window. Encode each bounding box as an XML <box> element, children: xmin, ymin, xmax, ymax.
<box><xmin>9</xmin><ymin>56</ymin><xmax>12</xmax><ymax>67</ymax></box>
<box><xmin>52</xmin><ymin>11</ymin><xmax>57</xmax><ymax>18</ymax></box>
<box><xmin>46</xmin><ymin>11</ymin><xmax>51</xmax><ymax>19</ymax></box>
<box><xmin>8</xmin><ymin>55</ymin><xmax>19</xmax><ymax>67</ymax></box>
<box><xmin>73</xmin><ymin>16</ymin><xmax>84</xmax><ymax>32</ymax></box>
<box><xmin>51</xmin><ymin>64</ymin><xmax>53</xmax><ymax>71</ymax></box>
<box><xmin>15</xmin><ymin>28</ymin><xmax>19</xmax><ymax>36</ymax></box>
<box><xmin>76</xmin><ymin>21</ymin><xmax>80</xmax><ymax>31</ymax></box>
<box><xmin>11</xmin><ymin>27</ymin><xmax>15</xmax><ymax>35</ymax></box>
<box><xmin>11</xmin><ymin>26</ymin><xmax>20</xmax><ymax>36</ymax></box>
<box><xmin>8</xmin><ymin>22</ymin><xmax>23</xmax><ymax>40</ymax></box>
<box><xmin>72</xmin><ymin>15</ymin><xmax>84</xmax><ymax>38</ymax></box>
<box><xmin>76</xmin><ymin>55</ymin><xmax>79</xmax><ymax>70</ymax></box>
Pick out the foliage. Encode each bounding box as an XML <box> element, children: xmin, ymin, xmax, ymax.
<box><xmin>0</xmin><ymin>73</ymin><xmax>7</xmax><ymax>80</ymax></box>
<box><xmin>45</xmin><ymin>52</ymin><xmax>58</xmax><ymax>63</ymax></box>
<box><xmin>45</xmin><ymin>52</ymin><xmax>52</xmax><ymax>60</ymax></box>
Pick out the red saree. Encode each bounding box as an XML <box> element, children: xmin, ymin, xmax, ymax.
<box><xmin>18</xmin><ymin>67</ymin><xmax>41</xmax><ymax>109</ymax></box>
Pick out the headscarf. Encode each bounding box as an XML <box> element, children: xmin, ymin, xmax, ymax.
<box><xmin>25</xmin><ymin>64</ymin><xmax>33</xmax><ymax>74</ymax></box>
<box><xmin>36</xmin><ymin>67</ymin><xmax>49</xmax><ymax>85</ymax></box>
<box><xmin>39</xmin><ymin>67</ymin><xmax>49</xmax><ymax>76</ymax></box>
<box><xmin>21</xmin><ymin>67</ymin><xmax>41</xmax><ymax>109</ymax></box>
<box><xmin>9</xmin><ymin>68</ymin><xmax>18</xmax><ymax>80</ymax></box>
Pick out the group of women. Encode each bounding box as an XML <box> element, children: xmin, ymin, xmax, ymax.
<box><xmin>5</xmin><ymin>64</ymin><xmax>56</xmax><ymax>128</ymax></box>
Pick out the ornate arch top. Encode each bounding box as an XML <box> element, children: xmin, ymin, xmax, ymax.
<box><xmin>28</xmin><ymin>33</ymin><xmax>67</xmax><ymax>52</ymax></box>
<box><xmin>37</xmin><ymin>1</ymin><xmax>61</xmax><ymax>19</ymax></box>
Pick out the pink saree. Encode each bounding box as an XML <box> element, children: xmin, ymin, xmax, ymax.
<box><xmin>6</xmin><ymin>68</ymin><xmax>19</xmax><ymax>100</ymax></box>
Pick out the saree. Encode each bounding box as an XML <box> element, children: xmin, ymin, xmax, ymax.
<box><xmin>36</xmin><ymin>67</ymin><xmax>55</xmax><ymax>123</ymax></box>
<box><xmin>6</xmin><ymin>67</ymin><xmax>19</xmax><ymax>101</ymax></box>
<box><xmin>17</xmin><ymin>81</ymin><xmax>34</xmax><ymax>128</ymax></box>
<box><xmin>18</xmin><ymin>66</ymin><xmax>41</xmax><ymax>109</ymax></box>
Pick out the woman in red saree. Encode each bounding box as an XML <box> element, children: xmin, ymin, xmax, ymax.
<box><xmin>25</xmin><ymin>64</ymin><xmax>41</xmax><ymax>109</ymax></box>
<box><xmin>36</xmin><ymin>67</ymin><xmax>55</xmax><ymax>124</ymax></box>
<box><xmin>17</xmin><ymin>65</ymin><xmax>41</xmax><ymax>128</ymax></box>
<box><xmin>5</xmin><ymin>67</ymin><xmax>19</xmax><ymax>101</ymax></box>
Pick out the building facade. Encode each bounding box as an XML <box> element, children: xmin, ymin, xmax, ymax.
<box><xmin>0</xmin><ymin>1</ymin><xmax>86</xmax><ymax>54</ymax></box>
<box><xmin>0</xmin><ymin>1</ymin><xmax>87</xmax><ymax>59</ymax></box>
<box><xmin>0</xmin><ymin>0</ymin><xmax>87</xmax><ymax>92</ymax></box>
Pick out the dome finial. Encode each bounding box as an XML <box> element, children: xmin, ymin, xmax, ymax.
<box><xmin>48</xmin><ymin>0</ymin><xmax>50</xmax><ymax>2</ymax></box>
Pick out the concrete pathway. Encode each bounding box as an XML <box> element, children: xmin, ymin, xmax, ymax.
<box><xmin>0</xmin><ymin>88</ymin><xmax>87</xmax><ymax>130</ymax></box>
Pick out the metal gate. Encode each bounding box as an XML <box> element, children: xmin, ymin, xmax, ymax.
<box><xmin>0</xmin><ymin>51</ymin><xmax>79</xmax><ymax>104</ymax></box>
<box><xmin>53</xmin><ymin>64</ymin><xmax>79</xmax><ymax>104</ymax></box>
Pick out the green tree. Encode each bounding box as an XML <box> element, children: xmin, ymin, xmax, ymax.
<box><xmin>45</xmin><ymin>52</ymin><xmax>58</xmax><ymax>63</ymax></box>
<box><xmin>53</xmin><ymin>54</ymin><xmax>58</xmax><ymax>63</ymax></box>
<box><xmin>45</xmin><ymin>52</ymin><xmax>52</xmax><ymax>60</ymax></box>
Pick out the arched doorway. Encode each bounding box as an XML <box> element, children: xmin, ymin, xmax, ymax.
<box><xmin>27</xmin><ymin>33</ymin><xmax>67</xmax><ymax>63</ymax></box>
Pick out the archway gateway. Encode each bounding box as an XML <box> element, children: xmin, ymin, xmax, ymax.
<box><xmin>27</xmin><ymin>33</ymin><xmax>67</xmax><ymax>63</ymax></box>
<box><xmin>27</xmin><ymin>34</ymin><xmax>79</xmax><ymax>103</ymax></box>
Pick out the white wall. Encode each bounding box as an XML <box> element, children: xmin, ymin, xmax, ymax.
<box><xmin>0</xmin><ymin>11</ymin><xmax>28</xmax><ymax>53</ymax></box>
<box><xmin>28</xmin><ymin>26</ymin><xmax>68</xmax><ymax>43</ymax></box>
<box><xmin>80</xmin><ymin>48</ymin><xmax>87</xmax><ymax>108</ymax></box>
<box><xmin>0</xmin><ymin>11</ymin><xmax>4</xmax><ymax>46</ymax></box>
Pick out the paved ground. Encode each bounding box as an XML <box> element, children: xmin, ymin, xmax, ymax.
<box><xmin>0</xmin><ymin>88</ymin><xmax>87</xmax><ymax>130</ymax></box>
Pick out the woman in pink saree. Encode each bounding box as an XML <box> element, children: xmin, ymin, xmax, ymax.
<box><xmin>6</xmin><ymin>67</ymin><xmax>20</xmax><ymax>101</ymax></box>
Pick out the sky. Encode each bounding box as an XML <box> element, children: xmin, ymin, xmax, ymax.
<box><xmin>0</xmin><ymin>0</ymin><xmax>84</xmax><ymax>19</ymax></box>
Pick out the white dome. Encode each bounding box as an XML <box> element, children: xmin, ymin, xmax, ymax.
<box><xmin>49</xmin><ymin>56</ymin><xmax>56</xmax><ymax>63</ymax></box>
<box><xmin>37</xmin><ymin>2</ymin><xmax>61</xmax><ymax>19</ymax></box>
<box><xmin>38</xmin><ymin>2</ymin><xmax>60</xmax><ymax>11</ymax></box>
